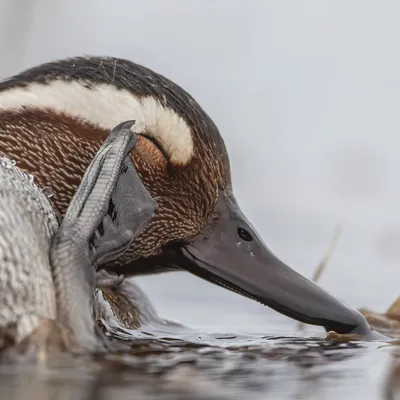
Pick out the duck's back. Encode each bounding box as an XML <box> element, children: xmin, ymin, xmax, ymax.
<box><xmin>0</xmin><ymin>158</ymin><xmax>59</xmax><ymax>342</ymax></box>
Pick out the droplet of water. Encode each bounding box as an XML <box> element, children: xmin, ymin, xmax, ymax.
<box><xmin>10</xmin><ymin>160</ymin><xmax>16</xmax><ymax>166</ymax></box>
<box><xmin>0</xmin><ymin>159</ymin><xmax>12</xmax><ymax>169</ymax></box>
<box><xmin>41</xmin><ymin>186</ymin><xmax>54</xmax><ymax>198</ymax></box>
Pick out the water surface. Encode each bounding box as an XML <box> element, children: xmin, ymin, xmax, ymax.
<box><xmin>1</xmin><ymin>272</ymin><xmax>399</xmax><ymax>400</ymax></box>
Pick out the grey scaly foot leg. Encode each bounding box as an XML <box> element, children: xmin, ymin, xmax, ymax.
<box><xmin>50</xmin><ymin>120</ymin><xmax>157</xmax><ymax>352</ymax></box>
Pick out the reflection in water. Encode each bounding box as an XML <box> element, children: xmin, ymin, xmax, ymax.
<box><xmin>0</xmin><ymin>278</ymin><xmax>399</xmax><ymax>399</ymax></box>
<box><xmin>385</xmin><ymin>351</ymin><xmax>400</xmax><ymax>400</ymax></box>
<box><xmin>0</xmin><ymin>320</ymin><xmax>381</xmax><ymax>400</ymax></box>
<box><xmin>0</xmin><ymin>336</ymin><xmax>365</xmax><ymax>400</ymax></box>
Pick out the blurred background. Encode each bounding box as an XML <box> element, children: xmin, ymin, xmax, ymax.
<box><xmin>0</xmin><ymin>0</ymin><xmax>398</xmax><ymax>336</ymax></box>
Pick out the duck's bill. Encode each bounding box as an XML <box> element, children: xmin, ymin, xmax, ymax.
<box><xmin>171</xmin><ymin>191</ymin><xmax>374</xmax><ymax>336</ymax></box>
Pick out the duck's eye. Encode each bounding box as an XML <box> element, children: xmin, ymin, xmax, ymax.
<box><xmin>237</xmin><ymin>227</ymin><xmax>253</xmax><ymax>242</ymax></box>
<box><xmin>135</xmin><ymin>135</ymin><xmax>168</xmax><ymax>166</ymax></box>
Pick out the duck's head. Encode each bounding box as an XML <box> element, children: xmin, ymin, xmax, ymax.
<box><xmin>0</xmin><ymin>56</ymin><xmax>372</xmax><ymax>335</ymax></box>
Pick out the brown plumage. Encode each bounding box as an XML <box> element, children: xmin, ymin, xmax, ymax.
<box><xmin>0</xmin><ymin>56</ymin><xmax>231</xmax><ymax>264</ymax></box>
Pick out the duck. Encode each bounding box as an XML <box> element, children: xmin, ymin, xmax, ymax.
<box><xmin>0</xmin><ymin>56</ymin><xmax>374</xmax><ymax>337</ymax></box>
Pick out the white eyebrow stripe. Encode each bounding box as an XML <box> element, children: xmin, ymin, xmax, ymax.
<box><xmin>0</xmin><ymin>80</ymin><xmax>194</xmax><ymax>164</ymax></box>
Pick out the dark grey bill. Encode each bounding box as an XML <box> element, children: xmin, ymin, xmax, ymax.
<box><xmin>150</xmin><ymin>191</ymin><xmax>377</xmax><ymax>337</ymax></box>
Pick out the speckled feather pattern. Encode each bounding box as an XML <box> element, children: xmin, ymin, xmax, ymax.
<box><xmin>0</xmin><ymin>157</ymin><xmax>58</xmax><ymax>342</ymax></box>
<box><xmin>0</xmin><ymin>110</ymin><xmax>108</xmax><ymax>214</ymax></box>
<box><xmin>0</xmin><ymin>56</ymin><xmax>232</xmax><ymax>264</ymax></box>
